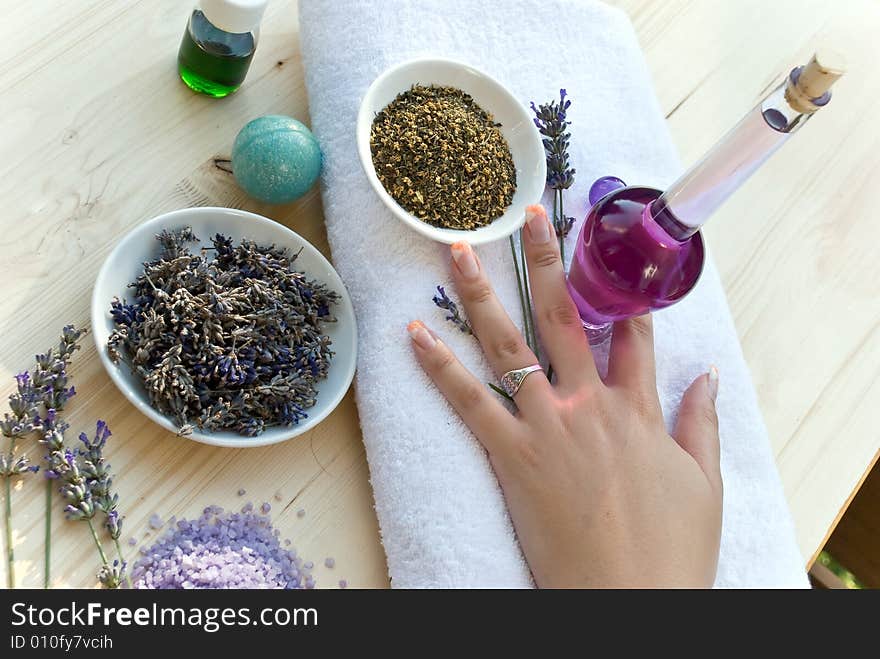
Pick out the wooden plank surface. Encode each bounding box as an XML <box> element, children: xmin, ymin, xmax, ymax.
<box><xmin>0</xmin><ymin>0</ymin><xmax>877</xmax><ymax>588</ymax></box>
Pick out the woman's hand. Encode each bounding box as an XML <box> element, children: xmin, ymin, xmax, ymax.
<box><xmin>407</xmin><ymin>204</ymin><xmax>722</xmax><ymax>588</ymax></box>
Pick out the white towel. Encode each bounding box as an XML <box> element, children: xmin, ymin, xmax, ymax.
<box><xmin>298</xmin><ymin>0</ymin><xmax>809</xmax><ymax>588</ymax></box>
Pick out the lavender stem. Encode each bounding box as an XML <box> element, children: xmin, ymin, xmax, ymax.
<box><xmin>86</xmin><ymin>518</ymin><xmax>110</xmax><ymax>571</ymax></box>
<box><xmin>519</xmin><ymin>231</ymin><xmax>539</xmax><ymax>359</ymax></box>
<box><xmin>558</xmin><ymin>188</ymin><xmax>567</xmax><ymax>265</ymax></box>
<box><xmin>4</xmin><ymin>472</ymin><xmax>13</xmax><ymax>589</ymax></box>
<box><xmin>509</xmin><ymin>235</ymin><xmax>532</xmax><ymax>352</ymax></box>
<box><xmin>44</xmin><ymin>479</ymin><xmax>52</xmax><ymax>589</ymax></box>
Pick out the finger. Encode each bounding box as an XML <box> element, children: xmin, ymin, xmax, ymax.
<box><xmin>672</xmin><ymin>367</ymin><xmax>722</xmax><ymax>492</ymax></box>
<box><xmin>607</xmin><ymin>315</ymin><xmax>661</xmax><ymax>408</ymax></box>
<box><xmin>407</xmin><ymin>320</ymin><xmax>518</xmax><ymax>455</ymax></box>
<box><xmin>449</xmin><ymin>241</ymin><xmax>553</xmax><ymax>417</ymax></box>
<box><xmin>522</xmin><ymin>204</ymin><xmax>598</xmax><ymax>388</ymax></box>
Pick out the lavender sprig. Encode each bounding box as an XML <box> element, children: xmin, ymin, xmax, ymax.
<box><xmin>531</xmin><ymin>89</ymin><xmax>576</xmax><ymax>262</ymax></box>
<box><xmin>34</xmin><ymin>325</ymin><xmax>85</xmax><ymax>589</ymax></box>
<box><xmin>432</xmin><ymin>286</ymin><xmax>472</xmax><ymax>334</ymax></box>
<box><xmin>1</xmin><ymin>325</ymin><xmax>87</xmax><ymax>589</ymax></box>
<box><xmin>46</xmin><ymin>419</ymin><xmax>129</xmax><ymax>589</ymax></box>
<box><xmin>2</xmin><ymin>371</ymin><xmax>41</xmax><ymax>589</ymax></box>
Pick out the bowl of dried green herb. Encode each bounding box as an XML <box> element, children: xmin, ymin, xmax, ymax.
<box><xmin>91</xmin><ymin>207</ymin><xmax>357</xmax><ymax>448</ymax></box>
<box><xmin>358</xmin><ymin>58</ymin><xmax>547</xmax><ymax>245</ymax></box>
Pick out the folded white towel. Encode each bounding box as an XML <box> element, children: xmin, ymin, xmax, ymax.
<box><xmin>298</xmin><ymin>0</ymin><xmax>809</xmax><ymax>588</ymax></box>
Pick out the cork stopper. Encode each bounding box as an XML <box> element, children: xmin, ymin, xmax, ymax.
<box><xmin>785</xmin><ymin>50</ymin><xmax>846</xmax><ymax>113</ymax></box>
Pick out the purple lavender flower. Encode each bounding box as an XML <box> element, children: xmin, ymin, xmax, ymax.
<box><xmin>0</xmin><ymin>454</ymin><xmax>39</xmax><ymax>476</ymax></box>
<box><xmin>1</xmin><ymin>371</ymin><xmax>39</xmax><ymax>439</ymax></box>
<box><xmin>78</xmin><ymin>421</ymin><xmax>118</xmax><ymax>514</ymax></box>
<box><xmin>105</xmin><ymin>509</ymin><xmax>122</xmax><ymax>540</ymax></box>
<box><xmin>531</xmin><ymin>90</ymin><xmax>577</xmax><ymax>247</ymax></box>
<box><xmin>531</xmin><ymin>89</ymin><xmax>576</xmax><ymax>191</ymax></box>
<box><xmin>98</xmin><ymin>559</ymin><xmax>127</xmax><ymax>589</ymax></box>
<box><xmin>432</xmin><ymin>285</ymin><xmax>472</xmax><ymax>334</ymax></box>
<box><xmin>2</xmin><ymin>325</ymin><xmax>88</xmax><ymax>589</ymax></box>
<box><xmin>56</xmin><ymin>448</ymin><xmax>95</xmax><ymax>521</ymax></box>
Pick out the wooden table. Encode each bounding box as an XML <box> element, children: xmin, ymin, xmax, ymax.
<box><xmin>1</xmin><ymin>0</ymin><xmax>877</xmax><ymax>588</ymax></box>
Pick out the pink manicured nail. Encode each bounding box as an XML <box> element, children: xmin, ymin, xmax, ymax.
<box><xmin>407</xmin><ymin>321</ymin><xmax>436</xmax><ymax>349</ymax></box>
<box><xmin>525</xmin><ymin>205</ymin><xmax>551</xmax><ymax>244</ymax></box>
<box><xmin>450</xmin><ymin>241</ymin><xmax>479</xmax><ymax>279</ymax></box>
<box><xmin>707</xmin><ymin>366</ymin><xmax>719</xmax><ymax>402</ymax></box>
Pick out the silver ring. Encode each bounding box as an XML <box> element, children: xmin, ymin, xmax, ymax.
<box><xmin>499</xmin><ymin>364</ymin><xmax>543</xmax><ymax>397</ymax></box>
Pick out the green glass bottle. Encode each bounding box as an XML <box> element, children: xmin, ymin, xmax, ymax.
<box><xmin>178</xmin><ymin>0</ymin><xmax>269</xmax><ymax>98</ymax></box>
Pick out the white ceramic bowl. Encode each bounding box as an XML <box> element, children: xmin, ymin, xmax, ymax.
<box><xmin>357</xmin><ymin>57</ymin><xmax>547</xmax><ymax>245</ymax></box>
<box><xmin>91</xmin><ymin>207</ymin><xmax>357</xmax><ymax>448</ymax></box>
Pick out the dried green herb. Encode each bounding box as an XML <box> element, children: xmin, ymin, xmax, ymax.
<box><xmin>107</xmin><ymin>228</ymin><xmax>339</xmax><ymax>437</ymax></box>
<box><xmin>370</xmin><ymin>84</ymin><xmax>516</xmax><ymax>230</ymax></box>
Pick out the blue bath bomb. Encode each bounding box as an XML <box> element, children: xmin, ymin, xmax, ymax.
<box><xmin>232</xmin><ymin>115</ymin><xmax>323</xmax><ymax>204</ymax></box>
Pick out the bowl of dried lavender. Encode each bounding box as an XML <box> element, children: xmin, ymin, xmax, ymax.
<box><xmin>357</xmin><ymin>57</ymin><xmax>547</xmax><ymax>245</ymax></box>
<box><xmin>91</xmin><ymin>207</ymin><xmax>357</xmax><ymax>447</ymax></box>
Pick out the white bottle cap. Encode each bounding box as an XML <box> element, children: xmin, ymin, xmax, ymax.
<box><xmin>201</xmin><ymin>0</ymin><xmax>269</xmax><ymax>34</ymax></box>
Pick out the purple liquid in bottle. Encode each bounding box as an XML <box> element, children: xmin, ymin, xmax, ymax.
<box><xmin>565</xmin><ymin>58</ymin><xmax>838</xmax><ymax>344</ymax></box>
<box><xmin>567</xmin><ymin>185</ymin><xmax>704</xmax><ymax>341</ymax></box>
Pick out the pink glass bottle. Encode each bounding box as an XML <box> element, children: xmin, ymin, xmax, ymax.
<box><xmin>567</xmin><ymin>53</ymin><xmax>844</xmax><ymax>344</ymax></box>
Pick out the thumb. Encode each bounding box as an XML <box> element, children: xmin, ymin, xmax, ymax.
<box><xmin>672</xmin><ymin>367</ymin><xmax>722</xmax><ymax>491</ymax></box>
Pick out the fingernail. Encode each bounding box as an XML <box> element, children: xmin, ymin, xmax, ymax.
<box><xmin>407</xmin><ymin>320</ymin><xmax>436</xmax><ymax>350</ymax></box>
<box><xmin>525</xmin><ymin>205</ymin><xmax>551</xmax><ymax>244</ymax></box>
<box><xmin>450</xmin><ymin>241</ymin><xmax>479</xmax><ymax>279</ymax></box>
<box><xmin>707</xmin><ymin>366</ymin><xmax>719</xmax><ymax>402</ymax></box>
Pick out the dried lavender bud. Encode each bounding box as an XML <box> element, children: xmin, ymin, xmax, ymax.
<box><xmin>370</xmin><ymin>85</ymin><xmax>516</xmax><ymax>231</ymax></box>
<box><xmin>339</xmin><ymin>579</ymin><xmax>347</xmax><ymax>589</ymax></box>
<box><xmin>148</xmin><ymin>513</ymin><xmax>163</xmax><ymax>530</ymax></box>
<box><xmin>296</xmin><ymin>508</ymin><xmax>306</xmax><ymax>518</ymax></box>
<box><xmin>260</xmin><ymin>502</ymin><xmax>271</xmax><ymax>514</ymax></box>
<box><xmin>324</xmin><ymin>557</ymin><xmax>335</xmax><ymax>569</ymax></box>
<box><xmin>0</xmin><ymin>454</ymin><xmax>39</xmax><ymax>477</ymax></box>
<box><xmin>237</xmin><ymin>488</ymin><xmax>246</xmax><ymax>496</ymax></box>
<box><xmin>105</xmin><ymin>509</ymin><xmax>122</xmax><ymax>540</ymax></box>
<box><xmin>98</xmin><ymin>559</ymin><xmax>127</xmax><ymax>590</ymax></box>
<box><xmin>127</xmin><ymin>537</ymin><xmax>138</xmax><ymax>547</ymax></box>
<box><xmin>130</xmin><ymin>507</ymin><xmax>310</xmax><ymax>589</ymax></box>
<box><xmin>1</xmin><ymin>372</ymin><xmax>39</xmax><ymax>440</ymax></box>
<box><xmin>106</xmin><ymin>229</ymin><xmax>339</xmax><ymax>437</ymax></box>
<box><xmin>557</xmin><ymin>215</ymin><xmax>576</xmax><ymax>238</ymax></box>
<box><xmin>432</xmin><ymin>286</ymin><xmax>472</xmax><ymax>334</ymax></box>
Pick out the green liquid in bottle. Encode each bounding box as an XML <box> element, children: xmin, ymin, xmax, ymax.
<box><xmin>178</xmin><ymin>10</ymin><xmax>256</xmax><ymax>98</ymax></box>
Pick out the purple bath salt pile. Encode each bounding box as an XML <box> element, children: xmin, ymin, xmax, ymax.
<box><xmin>130</xmin><ymin>505</ymin><xmax>314</xmax><ymax>589</ymax></box>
